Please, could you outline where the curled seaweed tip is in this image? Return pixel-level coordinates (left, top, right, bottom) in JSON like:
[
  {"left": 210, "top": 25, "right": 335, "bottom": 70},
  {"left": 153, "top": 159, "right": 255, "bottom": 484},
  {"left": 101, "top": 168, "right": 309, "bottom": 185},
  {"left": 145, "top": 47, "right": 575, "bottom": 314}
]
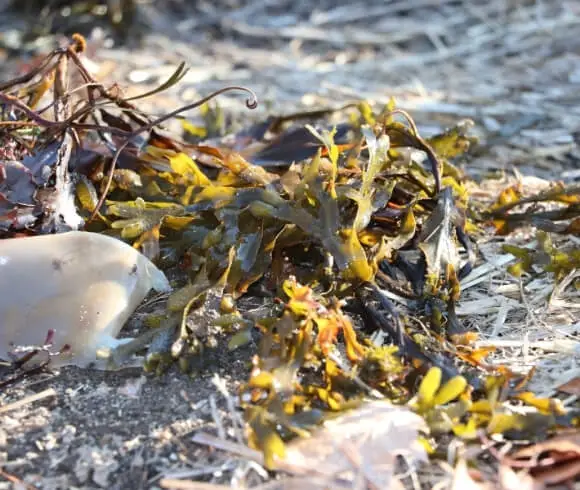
[
  {"left": 175, "top": 86, "right": 258, "bottom": 114},
  {"left": 212, "top": 85, "right": 258, "bottom": 110}
]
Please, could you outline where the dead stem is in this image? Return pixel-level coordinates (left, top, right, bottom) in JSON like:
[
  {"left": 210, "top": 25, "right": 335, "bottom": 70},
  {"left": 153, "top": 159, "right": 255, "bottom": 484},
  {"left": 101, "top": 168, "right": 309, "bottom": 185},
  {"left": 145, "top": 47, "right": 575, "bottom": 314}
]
[{"left": 88, "top": 85, "right": 258, "bottom": 221}]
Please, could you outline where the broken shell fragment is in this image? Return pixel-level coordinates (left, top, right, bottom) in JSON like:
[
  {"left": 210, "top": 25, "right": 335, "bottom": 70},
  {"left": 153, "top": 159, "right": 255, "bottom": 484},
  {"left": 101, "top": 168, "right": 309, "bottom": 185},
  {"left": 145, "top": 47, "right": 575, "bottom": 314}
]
[{"left": 0, "top": 231, "right": 171, "bottom": 367}]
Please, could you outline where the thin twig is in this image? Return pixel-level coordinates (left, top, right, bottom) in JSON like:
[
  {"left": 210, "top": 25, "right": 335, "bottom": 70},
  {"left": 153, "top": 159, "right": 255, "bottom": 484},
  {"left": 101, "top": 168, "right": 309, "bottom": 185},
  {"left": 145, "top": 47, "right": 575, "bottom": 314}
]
[
  {"left": 88, "top": 85, "right": 258, "bottom": 221},
  {"left": 0, "top": 468, "right": 39, "bottom": 490},
  {"left": 0, "top": 388, "right": 57, "bottom": 414}
]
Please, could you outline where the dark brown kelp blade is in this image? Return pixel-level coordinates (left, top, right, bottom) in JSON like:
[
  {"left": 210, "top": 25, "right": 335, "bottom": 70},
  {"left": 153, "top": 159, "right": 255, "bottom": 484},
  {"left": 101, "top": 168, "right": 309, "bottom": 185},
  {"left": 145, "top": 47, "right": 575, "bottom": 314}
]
[{"left": 249, "top": 124, "right": 352, "bottom": 167}]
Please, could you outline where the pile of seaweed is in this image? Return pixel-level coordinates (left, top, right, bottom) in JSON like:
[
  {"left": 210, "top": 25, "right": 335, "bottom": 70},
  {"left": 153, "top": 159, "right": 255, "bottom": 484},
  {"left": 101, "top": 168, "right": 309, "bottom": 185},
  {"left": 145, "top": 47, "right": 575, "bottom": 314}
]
[{"left": 1, "top": 36, "right": 579, "bottom": 481}]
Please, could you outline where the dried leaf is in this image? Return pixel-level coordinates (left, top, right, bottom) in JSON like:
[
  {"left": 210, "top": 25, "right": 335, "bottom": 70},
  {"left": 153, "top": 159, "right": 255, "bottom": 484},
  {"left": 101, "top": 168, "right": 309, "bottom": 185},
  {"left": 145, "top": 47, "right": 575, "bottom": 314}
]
[{"left": 281, "top": 401, "right": 427, "bottom": 488}]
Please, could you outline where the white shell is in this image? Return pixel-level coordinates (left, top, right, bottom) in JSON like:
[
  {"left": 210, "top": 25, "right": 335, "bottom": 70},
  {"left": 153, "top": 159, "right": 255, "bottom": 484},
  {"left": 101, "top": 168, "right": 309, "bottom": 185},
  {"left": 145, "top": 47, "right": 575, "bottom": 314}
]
[{"left": 0, "top": 231, "right": 171, "bottom": 367}]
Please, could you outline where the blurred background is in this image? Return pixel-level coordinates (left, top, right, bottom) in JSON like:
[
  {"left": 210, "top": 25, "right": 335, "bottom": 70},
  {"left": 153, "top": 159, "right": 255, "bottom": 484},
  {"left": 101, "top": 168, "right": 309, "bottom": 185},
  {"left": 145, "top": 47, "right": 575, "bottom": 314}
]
[{"left": 0, "top": 0, "right": 579, "bottom": 180}]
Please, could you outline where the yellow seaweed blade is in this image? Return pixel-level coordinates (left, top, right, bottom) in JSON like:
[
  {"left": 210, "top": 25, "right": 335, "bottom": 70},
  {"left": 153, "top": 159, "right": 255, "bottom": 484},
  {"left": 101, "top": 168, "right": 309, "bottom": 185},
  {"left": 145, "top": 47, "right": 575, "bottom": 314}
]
[
  {"left": 417, "top": 367, "right": 442, "bottom": 408},
  {"left": 433, "top": 376, "right": 468, "bottom": 406}
]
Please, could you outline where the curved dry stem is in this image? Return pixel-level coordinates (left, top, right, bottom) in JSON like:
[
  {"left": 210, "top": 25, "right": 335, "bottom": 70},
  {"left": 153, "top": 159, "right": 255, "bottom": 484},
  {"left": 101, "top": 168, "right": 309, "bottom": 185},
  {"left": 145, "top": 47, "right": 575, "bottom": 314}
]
[
  {"left": 88, "top": 85, "right": 259, "bottom": 222},
  {"left": 139, "top": 85, "right": 259, "bottom": 131},
  {"left": 386, "top": 124, "right": 442, "bottom": 195},
  {"left": 0, "top": 93, "right": 132, "bottom": 138},
  {"left": 419, "top": 138, "right": 442, "bottom": 195},
  {"left": 387, "top": 109, "right": 419, "bottom": 136},
  {"left": 0, "top": 55, "right": 59, "bottom": 92},
  {"left": 0, "top": 93, "right": 62, "bottom": 128}
]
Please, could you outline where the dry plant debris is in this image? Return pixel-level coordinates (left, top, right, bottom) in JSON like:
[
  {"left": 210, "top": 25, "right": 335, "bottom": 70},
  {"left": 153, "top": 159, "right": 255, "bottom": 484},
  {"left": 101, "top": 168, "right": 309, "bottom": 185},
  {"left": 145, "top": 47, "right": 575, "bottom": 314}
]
[{"left": 0, "top": 34, "right": 579, "bottom": 489}]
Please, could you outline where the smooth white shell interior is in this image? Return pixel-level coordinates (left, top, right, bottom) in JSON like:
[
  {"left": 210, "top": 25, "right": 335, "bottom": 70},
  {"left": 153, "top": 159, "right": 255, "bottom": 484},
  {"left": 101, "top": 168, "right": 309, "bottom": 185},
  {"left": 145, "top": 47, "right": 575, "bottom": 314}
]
[{"left": 0, "top": 231, "right": 171, "bottom": 367}]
